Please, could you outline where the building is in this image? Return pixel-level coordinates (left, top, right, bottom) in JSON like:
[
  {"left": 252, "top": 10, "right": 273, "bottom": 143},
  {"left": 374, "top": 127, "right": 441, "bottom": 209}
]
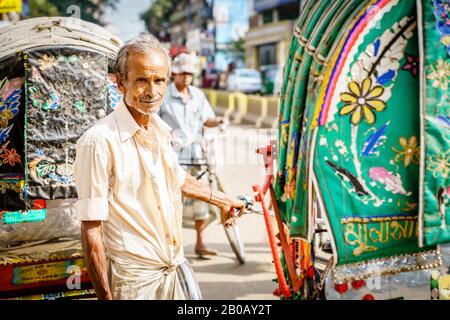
[
  {"left": 167, "top": 0, "right": 249, "bottom": 72},
  {"left": 244, "top": 0, "right": 300, "bottom": 70}
]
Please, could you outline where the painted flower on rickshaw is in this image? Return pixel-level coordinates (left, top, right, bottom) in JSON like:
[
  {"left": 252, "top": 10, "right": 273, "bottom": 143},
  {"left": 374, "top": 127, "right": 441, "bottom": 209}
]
[
  {"left": 1, "top": 148, "right": 21, "bottom": 166},
  {"left": 402, "top": 54, "right": 419, "bottom": 77},
  {"left": 391, "top": 136, "right": 420, "bottom": 167},
  {"left": 427, "top": 58, "right": 450, "bottom": 90},
  {"left": 339, "top": 78, "right": 386, "bottom": 125},
  {"left": 427, "top": 150, "right": 450, "bottom": 179},
  {"left": 39, "top": 54, "right": 58, "bottom": 71}
]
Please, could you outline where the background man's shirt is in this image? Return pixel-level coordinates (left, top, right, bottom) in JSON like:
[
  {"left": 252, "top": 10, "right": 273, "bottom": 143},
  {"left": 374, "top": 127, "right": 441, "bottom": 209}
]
[{"left": 159, "top": 82, "right": 215, "bottom": 164}]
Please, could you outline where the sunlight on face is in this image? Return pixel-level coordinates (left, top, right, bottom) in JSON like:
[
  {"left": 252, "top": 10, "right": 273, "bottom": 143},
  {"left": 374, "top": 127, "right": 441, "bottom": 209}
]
[{"left": 118, "top": 50, "right": 169, "bottom": 115}]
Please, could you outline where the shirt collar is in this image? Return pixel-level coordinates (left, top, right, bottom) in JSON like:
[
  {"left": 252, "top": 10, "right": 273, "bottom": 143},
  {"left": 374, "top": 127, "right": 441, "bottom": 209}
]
[{"left": 115, "top": 100, "right": 172, "bottom": 144}]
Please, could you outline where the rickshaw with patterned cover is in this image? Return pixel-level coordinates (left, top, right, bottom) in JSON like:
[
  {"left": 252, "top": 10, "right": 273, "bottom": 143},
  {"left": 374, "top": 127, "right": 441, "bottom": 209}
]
[
  {"left": 0, "top": 17, "right": 122, "bottom": 300},
  {"left": 263, "top": 0, "right": 450, "bottom": 300}
]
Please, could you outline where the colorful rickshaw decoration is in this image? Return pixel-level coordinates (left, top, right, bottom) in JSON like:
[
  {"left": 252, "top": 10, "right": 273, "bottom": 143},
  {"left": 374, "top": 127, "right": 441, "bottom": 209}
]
[
  {"left": 269, "top": 0, "right": 450, "bottom": 300},
  {"left": 0, "top": 17, "right": 122, "bottom": 300}
]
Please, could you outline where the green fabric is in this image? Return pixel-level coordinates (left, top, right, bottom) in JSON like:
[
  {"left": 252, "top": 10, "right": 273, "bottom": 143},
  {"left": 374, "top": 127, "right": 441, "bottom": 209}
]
[
  {"left": 418, "top": 0, "right": 450, "bottom": 246},
  {"left": 275, "top": 0, "right": 321, "bottom": 222},
  {"left": 290, "top": 0, "right": 366, "bottom": 239},
  {"left": 313, "top": 0, "right": 435, "bottom": 265},
  {"left": 275, "top": 0, "right": 331, "bottom": 228}
]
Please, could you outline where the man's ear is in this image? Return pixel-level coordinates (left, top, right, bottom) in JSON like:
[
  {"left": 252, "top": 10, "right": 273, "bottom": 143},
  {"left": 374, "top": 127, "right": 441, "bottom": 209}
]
[{"left": 116, "top": 74, "right": 125, "bottom": 93}]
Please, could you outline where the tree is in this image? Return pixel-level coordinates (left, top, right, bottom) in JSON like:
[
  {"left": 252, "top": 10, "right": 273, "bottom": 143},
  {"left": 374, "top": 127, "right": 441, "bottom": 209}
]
[
  {"left": 233, "top": 37, "right": 245, "bottom": 52},
  {"left": 140, "top": 0, "right": 182, "bottom": 35},
  {"left": 29, "top": 0, "right": 59, "bottom": 18}
]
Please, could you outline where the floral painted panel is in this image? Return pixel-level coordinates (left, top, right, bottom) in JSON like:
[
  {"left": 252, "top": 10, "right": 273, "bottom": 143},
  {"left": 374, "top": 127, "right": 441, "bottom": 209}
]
[
  {"left": 418, "top": 0, "right": 450, "bottom": 246},
  {"left": 313, "top": 0, "right": 436, "bottom": 266},
  {"left": 0, "top": 77, "right": 23, "bottom": 177},
  {"left": 289, "top": 0, "right": 365, "bottom": 240},
  {"left": 24, "top": 49, "right": 108, "bottom": 201},
  {"left": 0, "top": 54, "right": 29, "bottom": 211}
]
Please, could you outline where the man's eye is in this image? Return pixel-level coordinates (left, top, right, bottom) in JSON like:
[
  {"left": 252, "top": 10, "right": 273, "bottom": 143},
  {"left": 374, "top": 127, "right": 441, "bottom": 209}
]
[
  {"left": 137, "top": 78, "right": 147, "bottom": 83},
  {"left": 156, "top": 79, "right": 166, "bottom": 84}
]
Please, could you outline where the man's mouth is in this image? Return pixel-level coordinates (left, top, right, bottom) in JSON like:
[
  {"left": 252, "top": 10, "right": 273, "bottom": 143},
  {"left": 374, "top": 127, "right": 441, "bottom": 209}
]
[{"left": 140, "top": 98, "right": 160, "bottom": 104}]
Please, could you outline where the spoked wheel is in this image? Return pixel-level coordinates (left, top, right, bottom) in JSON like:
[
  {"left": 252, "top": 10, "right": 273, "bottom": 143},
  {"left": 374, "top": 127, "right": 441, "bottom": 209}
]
[
  {"left": 223, "top": 223, "right": 246, "bottom": 264},
  {"left": 210, "top": 173, "right": 246, "bottom": 264},
  {"left": 177, "top": 260, "right": 203, "bottom": 300}
]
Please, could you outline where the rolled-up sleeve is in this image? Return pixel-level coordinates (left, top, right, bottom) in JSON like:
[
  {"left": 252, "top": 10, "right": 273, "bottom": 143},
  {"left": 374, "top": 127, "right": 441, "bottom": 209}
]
[{"left": 74, "top": 133, "right": 111, "bottom": 221}]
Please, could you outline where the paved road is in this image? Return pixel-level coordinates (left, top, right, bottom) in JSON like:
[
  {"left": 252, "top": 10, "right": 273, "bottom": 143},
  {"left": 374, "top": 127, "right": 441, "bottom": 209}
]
[{"left": 182, "top": 125, "right": 278, "bottom": 300}]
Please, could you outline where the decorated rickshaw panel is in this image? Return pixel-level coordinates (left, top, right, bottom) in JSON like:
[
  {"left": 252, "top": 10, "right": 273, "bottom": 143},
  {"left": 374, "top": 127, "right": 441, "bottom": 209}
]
[
  {"left": 275, "top": 0, "right": 330, "bottom": 228},
  {"left": 289, "top": 0, "right": 365, "bottom": 240},
  {"left": 418, "top": 0, "right": 450, "bottom": 246},
  {"left": 0, "top": 54, "right": 27, "bottom": 211},
  {"left": 313, "top": 0, "right": 436, "bottom": 265},
  {"left": 24, "top": 48, "right": 108, "bottom": 201}
]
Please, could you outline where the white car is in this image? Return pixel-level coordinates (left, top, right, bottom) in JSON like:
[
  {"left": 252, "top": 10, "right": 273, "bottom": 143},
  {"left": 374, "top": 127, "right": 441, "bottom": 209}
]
[{"left": 226, "top": 68, "right": 262, "bottom": 94}]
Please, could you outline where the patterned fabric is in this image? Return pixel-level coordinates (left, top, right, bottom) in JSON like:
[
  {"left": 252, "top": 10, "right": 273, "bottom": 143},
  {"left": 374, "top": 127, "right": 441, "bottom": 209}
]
[
  {"left": 24, "top": 49, "right": 108, "bottom": 201},
  {"left": 275, "top": 0, "right": 330, "bottom": 231},
  {"left": 275, "top": 0, "right": 444, "bottom": 284},
  {"left": 418, "top": 0, "right": 450, "bottom": 246},
  {"left": 0, "top": 54, "right": 28, "bottom": 211},
  {"left": 313, "top": 0, "right": 436, "bottom": 265}
]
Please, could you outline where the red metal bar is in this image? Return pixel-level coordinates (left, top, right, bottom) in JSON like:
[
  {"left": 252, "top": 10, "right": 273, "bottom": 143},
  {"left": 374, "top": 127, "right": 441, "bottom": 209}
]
[
  {"left": 253, "top": 142, "right": 299, "bottom": 296},
  {"left": 253, "top": 184, "right": 292, "bottom": 298},
  {"left": 269, "top": 184, "right": 300, "bottom": 292}
]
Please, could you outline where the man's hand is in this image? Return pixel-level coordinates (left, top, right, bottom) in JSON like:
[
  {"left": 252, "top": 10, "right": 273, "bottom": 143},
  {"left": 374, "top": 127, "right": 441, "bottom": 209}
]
[
  {"left": 217, "top": 196, "right": 245, "bottom": 228},
  {"left": 181, "top": 174, "right": 245, "bottom": 228},
  {"left": 204, "top": 116, "right": 228, "bottom": 128}
]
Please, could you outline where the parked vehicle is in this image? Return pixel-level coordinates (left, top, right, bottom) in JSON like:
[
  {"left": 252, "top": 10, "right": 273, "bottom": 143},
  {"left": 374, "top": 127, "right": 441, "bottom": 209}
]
[
  {"left": 226, "top": 68, "right": 262, "bottom": 94},
  {"left": 201, "top": 68, "right": 220, "bottom": 89},
  {"left": 260, "top": 64, "right": 283, "bottom": 96}
]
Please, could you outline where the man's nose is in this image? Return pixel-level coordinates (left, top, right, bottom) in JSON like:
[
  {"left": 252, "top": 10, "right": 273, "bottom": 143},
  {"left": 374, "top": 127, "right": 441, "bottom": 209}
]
[{"left": 145, "top": 82, "right": 158, "bottom": 96}]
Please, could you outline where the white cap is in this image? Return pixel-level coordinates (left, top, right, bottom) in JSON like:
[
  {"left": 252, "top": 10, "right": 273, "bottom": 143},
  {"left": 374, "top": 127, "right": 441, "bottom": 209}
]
[{"left": 172, "top": 53, "right": 198, "bottom": 74}]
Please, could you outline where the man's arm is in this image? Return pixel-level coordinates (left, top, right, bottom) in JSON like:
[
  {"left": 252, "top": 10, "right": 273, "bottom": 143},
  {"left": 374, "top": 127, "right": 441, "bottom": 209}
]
[
  {"left": 81, "top": 221, "right": 112, "bottom": 300},
  {"left": 75, "top": 133, "right": 112, "bottom": 300},
  {"left": 181, "top": 173, "right": 245, "bottom": 227},
  {"left": 204, "top": 116, "right": 227, "bottom": 128},
  {"left": 201, "top": 91, "right": 227, "bottom": 128}
]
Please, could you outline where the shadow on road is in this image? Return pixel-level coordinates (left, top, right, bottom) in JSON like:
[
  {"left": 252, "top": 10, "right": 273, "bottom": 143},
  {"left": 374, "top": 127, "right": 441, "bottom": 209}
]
[{"left": 199, "top": 279, "right": 277, "bottom": 300}]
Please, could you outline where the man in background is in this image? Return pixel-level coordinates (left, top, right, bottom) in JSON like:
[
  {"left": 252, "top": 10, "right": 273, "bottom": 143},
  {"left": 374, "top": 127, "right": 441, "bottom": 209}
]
[{"left": 159, "top": 53, "right": 227, "bottom": 258}]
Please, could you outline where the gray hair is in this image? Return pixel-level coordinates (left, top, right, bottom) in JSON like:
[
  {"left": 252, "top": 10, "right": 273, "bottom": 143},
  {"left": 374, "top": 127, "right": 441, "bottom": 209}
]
[{"left": 114, "top": 33, "right": 172, "bottom": 78}]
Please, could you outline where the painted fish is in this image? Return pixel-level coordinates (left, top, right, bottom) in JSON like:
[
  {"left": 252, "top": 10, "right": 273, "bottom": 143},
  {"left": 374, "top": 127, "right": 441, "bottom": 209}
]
[
  {"left": 326, "top": 160, "right": 369, "bottom": 196},
  {"left": 369, "top": 167, "right": 411, "bottom": 195}
]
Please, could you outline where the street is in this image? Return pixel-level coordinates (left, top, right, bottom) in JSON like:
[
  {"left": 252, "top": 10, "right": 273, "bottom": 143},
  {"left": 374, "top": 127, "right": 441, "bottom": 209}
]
[{"left": 182, "top": 125, "right": 278, "bottom": 300}]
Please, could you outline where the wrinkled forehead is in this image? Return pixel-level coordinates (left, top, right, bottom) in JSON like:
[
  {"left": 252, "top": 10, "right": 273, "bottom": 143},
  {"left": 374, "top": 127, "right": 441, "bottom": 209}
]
[{"left": 126, "top": 49, "right": 169, "bottom": 77}]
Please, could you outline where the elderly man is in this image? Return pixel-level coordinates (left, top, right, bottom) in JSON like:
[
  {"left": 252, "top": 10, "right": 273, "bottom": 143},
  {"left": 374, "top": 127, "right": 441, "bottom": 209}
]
[
  {"left": 159, "top": 53, "right": 227, "bottom": 257},
  {"left": 74, "top": 34, "right": 244, "bottom": 300}
]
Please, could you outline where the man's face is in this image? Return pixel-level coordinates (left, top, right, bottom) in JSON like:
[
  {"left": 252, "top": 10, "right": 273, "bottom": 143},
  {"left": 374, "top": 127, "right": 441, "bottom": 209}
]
[
  {"left": 117, "top": 50, "right": 169, "bottom": 115},
  {"left": 172, "top": 72, "right": 193, "bottom": 89}
]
